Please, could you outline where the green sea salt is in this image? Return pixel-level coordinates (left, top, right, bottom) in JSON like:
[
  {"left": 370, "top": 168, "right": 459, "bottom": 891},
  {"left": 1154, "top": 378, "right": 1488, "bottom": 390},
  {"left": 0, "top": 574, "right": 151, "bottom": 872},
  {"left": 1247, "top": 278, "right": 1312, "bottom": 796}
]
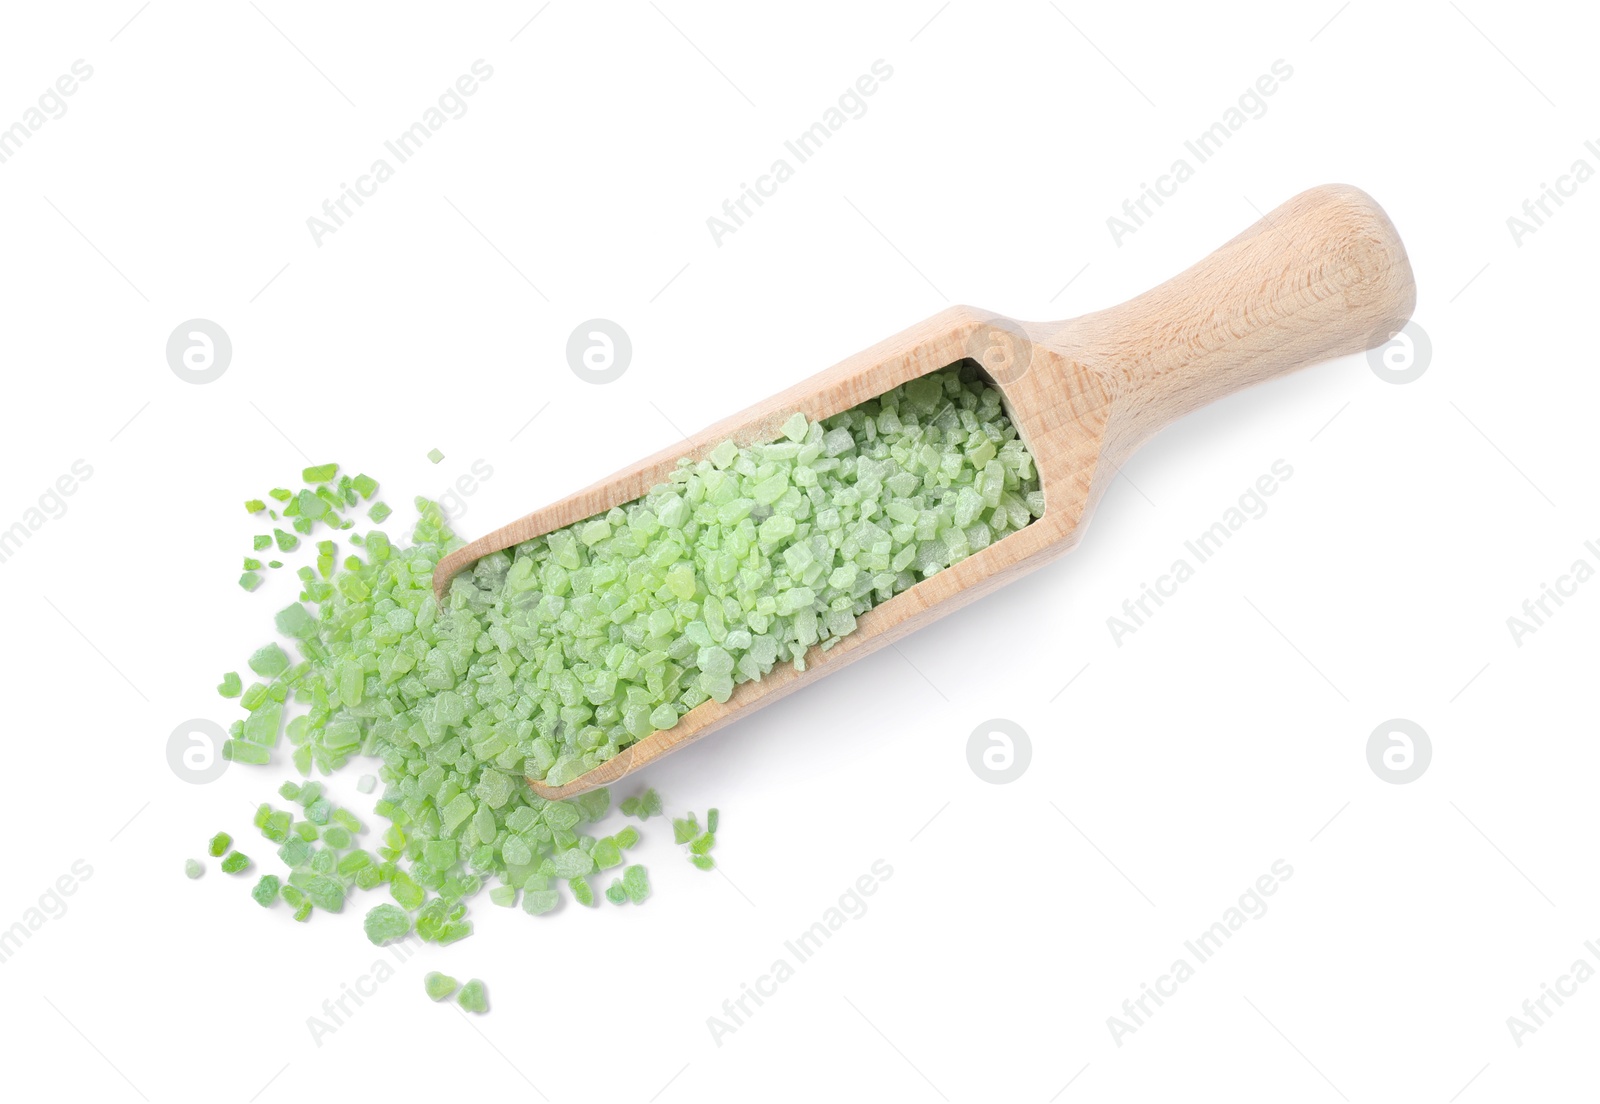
[
  {"left": 237, "top": 467, "right": 377, "bottom": 586},
  {"left": 249, "top": 644, "right": 290, "bottom": 678},
  {"left": 621, "top": 864, "right": 650, "bottom": 904},
  {"left": 457, "top": 978, "right": 488, "bottom": 1013},
  {"left": 201, "top": 363, "right": 1036, "bottom": 1003},
  {"left": 425, "top": 972, "right": 459, "bottom": 1001},
  {"left": 523, "top": 889, "right": 559, "bottom": 916},
  {"left": 364, "top": 903, "right": 412, "bottom": 945}
]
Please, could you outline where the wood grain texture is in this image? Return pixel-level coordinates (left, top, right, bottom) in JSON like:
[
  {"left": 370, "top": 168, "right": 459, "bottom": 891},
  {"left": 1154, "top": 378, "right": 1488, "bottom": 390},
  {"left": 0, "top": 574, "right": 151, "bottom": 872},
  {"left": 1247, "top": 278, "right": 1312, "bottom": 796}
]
[{"left": 431, "top": 183, "right": 1415, "bottom": 797}]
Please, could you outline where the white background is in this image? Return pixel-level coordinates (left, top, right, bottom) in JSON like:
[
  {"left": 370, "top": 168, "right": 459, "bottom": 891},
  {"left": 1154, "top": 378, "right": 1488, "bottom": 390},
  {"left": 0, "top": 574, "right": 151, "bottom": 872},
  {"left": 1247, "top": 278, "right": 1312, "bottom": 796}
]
[{"left": 0, "top": 2, "right": 1594, "bottom": 1101}]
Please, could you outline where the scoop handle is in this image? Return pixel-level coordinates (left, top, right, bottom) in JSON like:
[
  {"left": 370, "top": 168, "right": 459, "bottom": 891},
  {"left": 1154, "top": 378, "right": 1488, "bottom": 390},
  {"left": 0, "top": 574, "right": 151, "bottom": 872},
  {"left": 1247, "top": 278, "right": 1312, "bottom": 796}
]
[{"left": 1041, "top": 183, "right": 1415, "bottom": 463}]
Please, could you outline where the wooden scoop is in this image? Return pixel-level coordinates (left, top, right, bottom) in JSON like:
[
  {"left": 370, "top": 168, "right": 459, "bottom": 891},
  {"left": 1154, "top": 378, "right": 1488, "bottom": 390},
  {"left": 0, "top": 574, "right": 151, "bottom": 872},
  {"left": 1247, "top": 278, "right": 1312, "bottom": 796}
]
[{"left": 435, "top": 183, "right": 1415, "bottom": 798}]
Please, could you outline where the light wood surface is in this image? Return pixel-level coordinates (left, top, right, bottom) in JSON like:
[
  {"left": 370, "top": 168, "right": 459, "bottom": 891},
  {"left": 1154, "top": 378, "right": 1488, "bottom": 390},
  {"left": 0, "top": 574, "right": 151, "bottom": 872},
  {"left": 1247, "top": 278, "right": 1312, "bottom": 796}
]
[{"left": 432, "top": 183, "right": 1416, "bottom": 798}]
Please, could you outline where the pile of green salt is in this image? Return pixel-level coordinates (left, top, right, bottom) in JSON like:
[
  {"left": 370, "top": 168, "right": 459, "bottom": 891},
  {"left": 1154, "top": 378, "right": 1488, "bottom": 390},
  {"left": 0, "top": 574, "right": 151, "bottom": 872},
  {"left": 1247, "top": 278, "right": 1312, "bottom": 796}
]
[{"left": 204, "top": 362, "right": 1042, "bottom": 991}]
